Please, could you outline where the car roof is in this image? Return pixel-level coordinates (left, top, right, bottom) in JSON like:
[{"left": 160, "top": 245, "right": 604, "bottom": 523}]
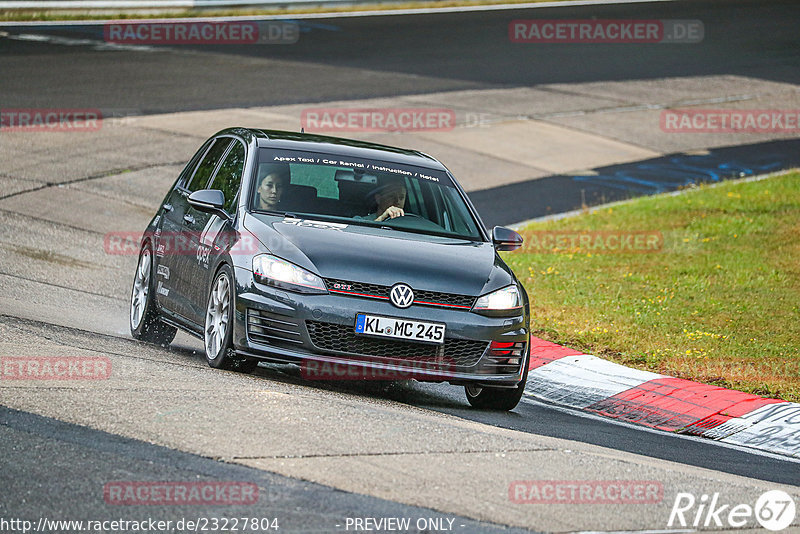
[{"left": 217, "top": 127, "right": 449, "bottom": 172}]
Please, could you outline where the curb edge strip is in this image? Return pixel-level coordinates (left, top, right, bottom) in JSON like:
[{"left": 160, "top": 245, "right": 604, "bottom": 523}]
[{"left": 524, "top": 336, "right": 800, "bottom": 459}]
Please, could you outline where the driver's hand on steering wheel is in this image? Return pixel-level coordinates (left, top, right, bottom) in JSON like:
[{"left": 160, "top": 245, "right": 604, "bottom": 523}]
[{"left": 376, "top": 206, "right": 405, "bottom": 222}]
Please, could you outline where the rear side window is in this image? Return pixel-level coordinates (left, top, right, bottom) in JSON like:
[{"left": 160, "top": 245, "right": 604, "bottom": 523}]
[
  {"left": 288, "top": 164, "right": 340, "bottom": 199},
  {"left": 208, "top": 141, "right": 245, "bottom": 214},
  {"left": 186, "top": 138, "right": 231, "bottom": 192},
  {"left": 175, "top": 139, "right": 212, "bottom": 190}
]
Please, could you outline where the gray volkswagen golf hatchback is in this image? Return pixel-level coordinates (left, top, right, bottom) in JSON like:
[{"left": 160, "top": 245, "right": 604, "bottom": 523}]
[{"left": 130, "top": 128, "right": 530, "bottom": 410}]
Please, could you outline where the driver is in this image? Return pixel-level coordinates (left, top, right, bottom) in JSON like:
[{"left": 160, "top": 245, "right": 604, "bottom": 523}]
[
  {"left": 256, "top": 164, "right": 290, "bottom": 211},
  {"left": 365, "top": 178, "right": 407, "bottom": 222}
]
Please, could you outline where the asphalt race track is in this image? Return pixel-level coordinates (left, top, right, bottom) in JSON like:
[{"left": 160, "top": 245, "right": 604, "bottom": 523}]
[
  {"left": 1, "top": 403, "right": 530, "bottom": 533},
  {"left": 1, "top": 0, "right": 799, "bottom": 532},
  {"left": 1, "top": 0, "right": 799, "bottom": 111}
]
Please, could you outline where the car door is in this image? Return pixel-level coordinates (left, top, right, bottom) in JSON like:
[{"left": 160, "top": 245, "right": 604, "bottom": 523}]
[
  {"left": 154, "top": 138, "right": 212, "bottom": 317},
  {"left": 183, "top": 137, "right": 246, "bottom": 325},
  {"left": 166, "top": 137, "right": 233, "bottom": 323}
]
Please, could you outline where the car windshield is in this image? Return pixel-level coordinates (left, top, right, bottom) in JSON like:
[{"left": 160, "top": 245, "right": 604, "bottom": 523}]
[{"left": 250, "top": 148, "right": 483, "bottom": 240}]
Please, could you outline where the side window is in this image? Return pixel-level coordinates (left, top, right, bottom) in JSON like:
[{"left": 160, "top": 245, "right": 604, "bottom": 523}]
[
  {"left": 176, "top": 139, "right": 212, "bottom": 190},
  {"left": 209, "top": 141, "right": 245, "bottom": 214},
  {"left": 187, "top": 138, "right": 231, "bottom": 192}
]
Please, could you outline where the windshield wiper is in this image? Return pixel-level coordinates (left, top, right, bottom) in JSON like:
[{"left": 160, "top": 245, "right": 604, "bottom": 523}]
[{"left": 252, "top": 209, "right": 285, "bottom": 216}]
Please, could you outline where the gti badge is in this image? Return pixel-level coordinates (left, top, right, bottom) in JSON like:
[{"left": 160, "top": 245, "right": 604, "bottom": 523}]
[{"left": 390, "top": 283, "right": 414, "bottom": 308}]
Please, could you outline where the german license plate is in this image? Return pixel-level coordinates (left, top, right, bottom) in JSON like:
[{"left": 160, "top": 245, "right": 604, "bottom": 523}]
[{"left": 354, "top": 313, "right": 445, "bottom": 345}]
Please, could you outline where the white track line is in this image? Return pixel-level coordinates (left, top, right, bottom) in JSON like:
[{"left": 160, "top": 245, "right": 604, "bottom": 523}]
[{"left": 4, "top": 31, "right": 158, "bottom": 50}]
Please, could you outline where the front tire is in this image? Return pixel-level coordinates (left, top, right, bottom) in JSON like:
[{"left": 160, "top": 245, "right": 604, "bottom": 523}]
[
  {"left": 130, "top": 246, "right": 177, "bottom": 346},
  {"left": 204, "top": 265, "right": 258, "bottom": 374},
  {"left": 465, "top": 346, "right": 530, "bottom": 411}
]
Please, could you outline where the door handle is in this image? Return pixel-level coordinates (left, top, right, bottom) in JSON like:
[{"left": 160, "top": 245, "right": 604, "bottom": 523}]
[
  {"left": 183, "top": 214, "right": 195, "bottom": 224},
  {"left": 163, "top": 203, "right": 173, "bottom": 212}
]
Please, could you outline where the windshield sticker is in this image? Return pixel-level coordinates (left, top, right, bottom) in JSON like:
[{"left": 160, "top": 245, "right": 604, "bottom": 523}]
[
  {"left": 282, "top": 218, "right": 348, "bottom": 231},
  {"left": 267, "top": 152, "right": 451, "bottom": 185},
  {"left": 368, "top": 164, "right": 411, "bottom": 176},
  {"left": 417, "top": 172, "right": 440, "bottom": 182},
  {"left": 273, "top": 155, "right": 317, "bottom": 163}
]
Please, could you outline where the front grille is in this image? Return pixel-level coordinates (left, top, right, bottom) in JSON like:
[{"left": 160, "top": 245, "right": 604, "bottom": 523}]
[
  {"left": 247, "top": 309, "right": 303, "bottom": 346},
  {"left": 323, "top": 278, "right": 475, "bottom": 310},
  {"left": 306, "top": 321, "right": 488, "bottom": 368},
  {"left": 414, "top": 289, "right": 474, "bottom": 308},
  {"left": 325, "top": 279, "right": 387, "bottom": 299}
]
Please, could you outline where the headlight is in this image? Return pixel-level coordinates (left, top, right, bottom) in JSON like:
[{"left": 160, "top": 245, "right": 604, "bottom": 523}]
[
  {"left": 473, "top": 285, "right": 521, "bottom": 311},
  {"left": 252, "top": 255, "right": 327, "bottom": 294}
]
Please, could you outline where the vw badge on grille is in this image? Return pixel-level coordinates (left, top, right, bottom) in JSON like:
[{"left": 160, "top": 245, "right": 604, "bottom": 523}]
[{"left": 390, "top": 283, "right": 414, "bottom": 308}]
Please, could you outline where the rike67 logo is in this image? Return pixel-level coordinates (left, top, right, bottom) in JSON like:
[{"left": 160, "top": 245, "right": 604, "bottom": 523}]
[{"left": 668, "top": 490, "right": 796, "bottom": 531}]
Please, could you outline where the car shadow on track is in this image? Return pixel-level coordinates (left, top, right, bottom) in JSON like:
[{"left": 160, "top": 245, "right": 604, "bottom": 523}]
[
  {"left": 133, "top": 332, "right": 473, "bottom": 410},
  {"left": 251, "top": 361, "right": 473, "bottom": 409}
]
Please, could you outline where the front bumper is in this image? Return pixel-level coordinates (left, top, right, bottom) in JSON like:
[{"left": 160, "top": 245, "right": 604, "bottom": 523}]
[{"left": 232, "top": 266, "right": 529, "bottom": 386}]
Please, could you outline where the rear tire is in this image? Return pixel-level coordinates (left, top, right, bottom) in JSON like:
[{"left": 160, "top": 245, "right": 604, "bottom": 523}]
[
  {"left": 465, "top": 345, "right": 530, "bottom": 411},
  {"left": 130, "top": 246, "right": 177, "bottom": 346},
  {"left": 204, "top": 264, "right": 258, "bottom": 374}
]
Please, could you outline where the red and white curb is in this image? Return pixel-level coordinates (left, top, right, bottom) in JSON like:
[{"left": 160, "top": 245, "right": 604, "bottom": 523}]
[{"left": 524, "top": 337, "right": 800, "bottom": 459}]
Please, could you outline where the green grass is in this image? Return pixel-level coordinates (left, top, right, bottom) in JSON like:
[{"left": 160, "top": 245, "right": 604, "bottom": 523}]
[
  {"left": 0, "top": 0, "right": 572, "bottom": 22},
  {"left": 503, "top": 171, "right": 800, "bottom": 402}
]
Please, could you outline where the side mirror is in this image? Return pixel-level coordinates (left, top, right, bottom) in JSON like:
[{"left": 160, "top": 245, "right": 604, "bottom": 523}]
[
  {"left": 492, "top": 226, "right": 523, "bottom": 251},
  {"left": 188, "top": 189, "right": 228, "bottom": 219}
]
